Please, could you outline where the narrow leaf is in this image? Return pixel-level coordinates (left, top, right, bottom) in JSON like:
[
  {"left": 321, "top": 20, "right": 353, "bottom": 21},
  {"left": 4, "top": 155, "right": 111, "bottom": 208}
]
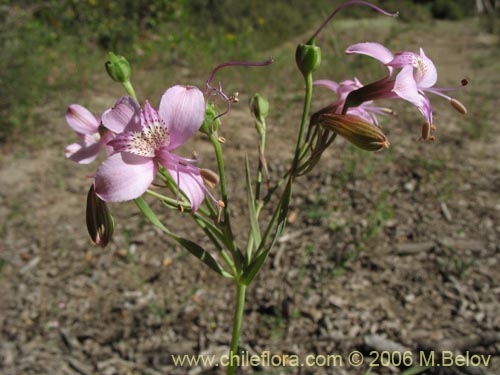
[
  {"left": 245, "top": 156, "right": 261, "bottom": 248},
  {"left": 241, "top": 179, "right": 292, "bottom": 285},
  {"left": 134, "top": 197, "right": 231, "bottom": 278}
]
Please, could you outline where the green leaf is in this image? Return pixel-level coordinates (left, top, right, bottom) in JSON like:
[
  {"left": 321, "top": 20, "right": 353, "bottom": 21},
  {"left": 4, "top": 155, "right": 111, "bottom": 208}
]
[
  {"left": 134, "top": 197, "right": 232, "bottom": 278},
  {"left": 245, "top": 155, "right": 261, "bottom": 251},
  {"left": 241, "top": 247, "right": 270, "bottom": 285},
  {"left": 241, "top": 179, "right": 292, "bottom": 285},
  {"left": 174, "top": 236, "right": 232, "bottom": 278}
]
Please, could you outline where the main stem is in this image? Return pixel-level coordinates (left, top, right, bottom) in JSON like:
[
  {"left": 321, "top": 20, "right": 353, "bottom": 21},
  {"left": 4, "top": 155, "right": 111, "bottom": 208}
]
[{"left": 227, "top": 282, "right": 247, "bottom": 375}]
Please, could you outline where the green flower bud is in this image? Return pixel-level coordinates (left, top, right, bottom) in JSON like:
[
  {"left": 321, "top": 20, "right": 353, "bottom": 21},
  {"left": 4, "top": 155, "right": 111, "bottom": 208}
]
[
  {"left": 86, "top": 185, "right": 114, "bottom": 248},
  {"left": 320, "top": 114, "right": 390, "bottom": 152},
  {"left": 105, "top": 52, "right": 131, "bottom": 83},
  {"left": 250, "top": 93, "right": 269, "bottom": 122},
  {"left": 296, "top": 43, "right": 321, "bottom": 76}
]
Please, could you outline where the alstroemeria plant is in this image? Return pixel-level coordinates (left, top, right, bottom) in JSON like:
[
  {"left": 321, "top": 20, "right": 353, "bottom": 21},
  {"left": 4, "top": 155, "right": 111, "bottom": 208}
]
[{"left": 65, "top": 2, "right": 467, "bottom": 374}]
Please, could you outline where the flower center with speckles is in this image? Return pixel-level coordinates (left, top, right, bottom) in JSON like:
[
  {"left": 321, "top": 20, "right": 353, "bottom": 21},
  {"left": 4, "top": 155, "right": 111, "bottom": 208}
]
[
  {"left": 128, "top": 119, "right": 170, "bottom": 157},
  {"left": 412, "top": 56, "right": 428, "bottom": 82}
]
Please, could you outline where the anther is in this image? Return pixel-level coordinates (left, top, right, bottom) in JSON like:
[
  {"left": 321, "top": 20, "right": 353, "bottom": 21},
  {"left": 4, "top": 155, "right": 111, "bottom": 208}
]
[
  {"left": 218, "top": 136, "right": 226, "bottom": 143},
  {"left": 192, "top": 151, "right": 199, "bottom": 160},
  {"left": 177, "top": 204, "right": 184, "bottom": 213},
  {"left": 419, "top": 122, "right": 431, "bottom": 141},
  {"left": 229, "top": 92, "right": 239, "bottom": 103},
  {"left": 178, "top": 160, "right": 187, "bottom": 166},
  {"left": 200, "top": 168, "right": 220, "bottom": 188},
  {"left": 450, "top": 98, "right": 467, "bottom": 115},
  {"left": 461, "top": 78, "right": 469, "bottom": 86},
  {"left": 217, "top": 200, "right": 226, "bottom": 208}
]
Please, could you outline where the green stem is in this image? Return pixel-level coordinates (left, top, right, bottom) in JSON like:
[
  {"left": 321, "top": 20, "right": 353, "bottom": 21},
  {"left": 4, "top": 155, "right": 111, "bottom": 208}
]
[
  {"left": 209, "top": 133, "right": 241, "bottom": 267},
  {"left": 291, "top": 73, "right": 313, "bottom": 174},
  {"left": 227, "top": 282, "right": 247, "bottom": 375},
  {"left": 122, "top": 80, "right": 138, "bottom": 101}
]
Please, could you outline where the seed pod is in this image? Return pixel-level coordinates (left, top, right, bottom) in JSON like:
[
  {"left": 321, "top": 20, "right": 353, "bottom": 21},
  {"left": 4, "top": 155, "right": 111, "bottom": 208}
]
[
  {"left": 296, "top": 43, "right": 322, "bottom": 76},
  {"left": 319, "top": 114, "right": 390, "bottom": 151}
]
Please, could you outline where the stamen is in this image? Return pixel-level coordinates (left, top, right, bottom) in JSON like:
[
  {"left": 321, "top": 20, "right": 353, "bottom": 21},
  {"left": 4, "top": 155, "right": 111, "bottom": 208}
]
[
  {"left": 419, "top": 122, "right": 431, "bottom": 141},
  {"left": 200, "top": 168, "right": 220, "bottom": 187},
  {"left": 450, "top": 98, "right": 467, "bottom": 114}
]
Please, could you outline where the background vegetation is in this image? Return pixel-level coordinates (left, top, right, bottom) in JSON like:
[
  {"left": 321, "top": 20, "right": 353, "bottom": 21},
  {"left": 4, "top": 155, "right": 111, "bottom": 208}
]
[{"left": 0, "top": 0, "right": 496, "bottom": 144}]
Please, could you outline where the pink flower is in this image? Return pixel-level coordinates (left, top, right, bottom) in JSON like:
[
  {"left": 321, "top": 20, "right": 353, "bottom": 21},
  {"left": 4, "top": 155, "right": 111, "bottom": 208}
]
[
  {"left": 65, "top": 104, "right": 114, "bottom": 164},
  {"left": 346, "top": 42, "right": 466, "bottom": 138},
  {"left": 94, "top": 85, "right": 209, "bottom": 212},
  {"left": 314, "top": 78, "right": 392, "bottom": 125}
]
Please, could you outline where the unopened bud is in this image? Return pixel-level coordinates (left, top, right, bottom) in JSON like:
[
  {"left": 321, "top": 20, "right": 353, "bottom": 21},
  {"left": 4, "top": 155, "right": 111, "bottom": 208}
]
[
  {"left": 105, "top": 52, "right": 131, "bottom": 83},
  {"left": 86, "top": 185, "right": 114, "bottom": 247},
  {"left": 200, "top": 102, "right": 219, "bottom": 134},
  {"left": 250, "top": 93, "right": 269, "bottom": 122},
  {"left": 296, "top": 43, "right": 321, "bottom": 76},
  {"left": 450, "top": 98, "right": 467, "bottom": 115},
  {"left": 320, "top": 114, "right": 390, "bottom": 151},
  {"left": 200, "top": 168, "right": 220, "bottom": 188}
]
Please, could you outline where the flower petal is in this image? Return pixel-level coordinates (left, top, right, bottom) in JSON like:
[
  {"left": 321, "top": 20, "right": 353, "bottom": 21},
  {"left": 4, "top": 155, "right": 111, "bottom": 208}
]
[
  {"left": 65, "top": 141, "right": 100, "bottom": 164},
  {"left": 416, "top": 48, "right": 437, "bottom": 88},
  {"left": 159, "top": 85, "right": 205, "bottom": 150},
  {"left": 102, "top": 96, "right": 141, "bottom": 133},
  {"left": 416, "top": 92, "right": 433, "bottom": 125},
  {"left": 386, "top": 52, "right": 415, "bottom": 68},
  {"left": 158, "top": 152, "right": 206, "bottom": 212},
  {"left": 393, "top": 66, "right": 422, "bottom": 108},
  {"left": 94, "top": 153, "right": 156, "bottom": 202},
  {"left": 313, "top": 79, "right": 340, "bottom": 92},
  {"left": 65, "top": 104, "right": 99, "bottom": 135},
  {"left": 346, "top": 42, "right": 394, "bottom": 64}
]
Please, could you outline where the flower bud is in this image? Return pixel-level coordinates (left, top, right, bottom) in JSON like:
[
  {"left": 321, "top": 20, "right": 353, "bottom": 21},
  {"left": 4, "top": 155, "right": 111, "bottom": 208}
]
[
  {"left": 296, "top": 43, "right": 321, "bottom": 76},
  {"left": 105, "top": 52, "right": 131, "bottom": 83},
  {"left": 200, "top": 102, "right": 219, "bottom": 134},
  {"left": 250, "top": 93, "right": 269, "bottom": 122},
  {"left": 86, "top": 185, "right": 114, "bottom": 247},
  {"left": 319, "top": 114, "right": 390, "bottom": 151}
]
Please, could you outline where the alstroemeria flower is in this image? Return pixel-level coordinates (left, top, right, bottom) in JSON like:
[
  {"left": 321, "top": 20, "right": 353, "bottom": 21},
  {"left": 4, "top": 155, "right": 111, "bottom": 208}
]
[
  {"left": 94, "top": 85, "right": 209, "bottom": 211},
  {"left": 346, "top": 42, "right": 467, "bottom": 138},
  {"left": 314, "top": 78, "right": 392, "bottom": 125},
  {"left": 65, "top": 104, "right": 114, "bottom": 164}
]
